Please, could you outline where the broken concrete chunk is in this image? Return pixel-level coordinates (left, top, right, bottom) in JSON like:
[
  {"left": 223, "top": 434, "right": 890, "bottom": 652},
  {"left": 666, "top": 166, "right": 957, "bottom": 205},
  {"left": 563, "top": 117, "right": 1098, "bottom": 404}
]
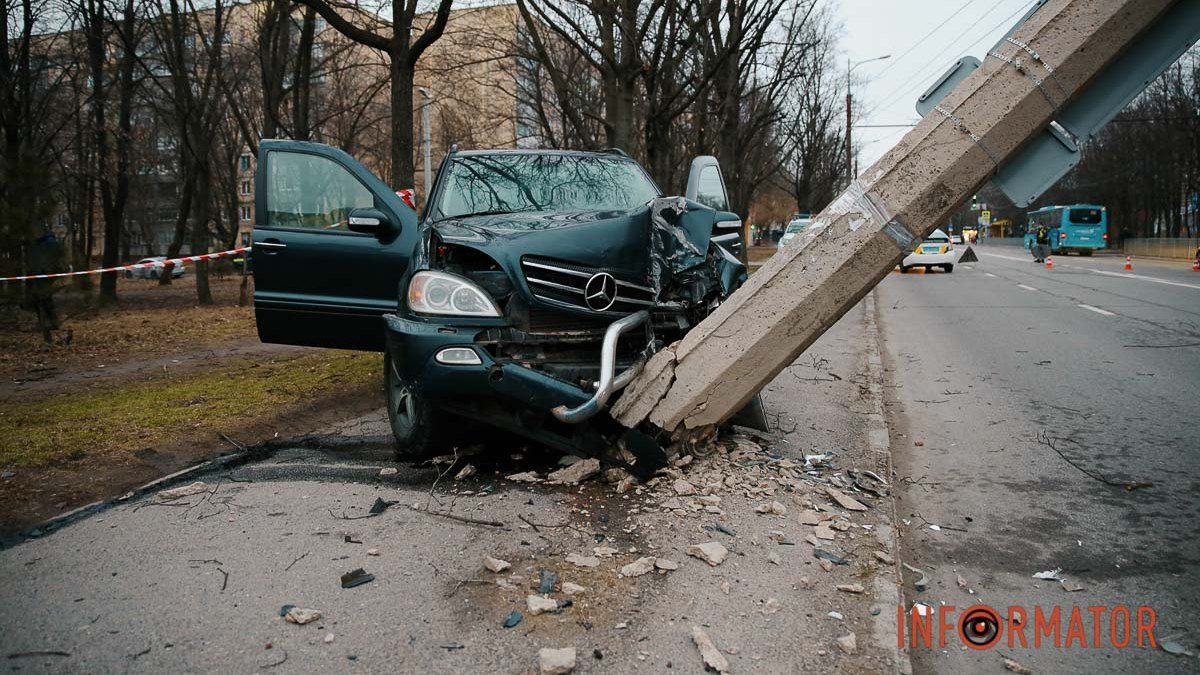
[
  {"left": 547, "top": 458, "right": 600, "bottom": 484},
  {"left": 484, "top": 556, "right": 511, "bottom": 573},
  {"left": 813, "top": 524, "right": 836, "bottom": 540},
  {"left": 691, "top": 626, "right": 730, "bottom": 673},
  {"left": 1003, "top": 657, "right": 1032, "bottom": 674},
  {"left": 615, "top": 476, "right": 637, "bottom": 494},
  {"left": 686, "top": 542, "right": 729, "bottom": 566},
  {"left": 506, "top": 471, "right": 540, "bottom": 483},
  {"left": 367, "top": 548, "right": 380, "bottom": 556},
  {"left": 527, "top": 595, "right": 559, "bottom": 616},
  {"left": 798, "top": 510, "right": 821, "bottom": 525},
  {"left": 836, "top": 584, "right": 865, "bottom": 594},
  {"left": 538, "top": 647, "right": 576, "bottom": 675},
  {"left": 565, "top": 553, "right": 600, "bottom": 568},
  {"left": 379, "top": 467, "right": 398, "bottom": 476},
  {"left": 157, "top": 481, "right": 208, "bottom": 500},
  {"left": 655, "top": 558, "right": 680, "bottom": 571},
  {"left": 695, "top": 494, "right": 722, "bottom": 506},
  {"left": 754, "top": 501, "right": 787, "bottom": 516},
  {"left": 873, "top": 551, "right": 894, "bottom": 565},
  {"left": 453, "top": 464, "right": 476, "bottom": 480},
  {"left": 836, "top": 633, "right": 857, "bottom": 655},
  {"left": 621, "top": 557, "right": 657, "bottom": 577},
  {"left": 562, "top": 582, "right": 587, "bottom": 595},
  {"left": 825, "top": 487, "right": 868, "bottom": 511},
  {"left": 324, "top": 632, "right": 335, "bottom": 644},
  {"left": 593, "top": 546, "right": 619, "bottom": 558},
  {"left": 283, "top": 607, "right": 322, "bottom": 625},
  {"left": 673, "top": 478, "right": 698, "bottom": 496}
]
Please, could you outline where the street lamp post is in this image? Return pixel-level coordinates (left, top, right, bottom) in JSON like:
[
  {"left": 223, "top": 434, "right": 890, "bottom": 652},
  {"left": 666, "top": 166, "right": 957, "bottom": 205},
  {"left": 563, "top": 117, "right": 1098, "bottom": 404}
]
[
  {"left": 846, "top": 54, "right": 890, "bottom": 181},
  {"left": 417, "top": 87, "right": 433, "bottom": 204}
]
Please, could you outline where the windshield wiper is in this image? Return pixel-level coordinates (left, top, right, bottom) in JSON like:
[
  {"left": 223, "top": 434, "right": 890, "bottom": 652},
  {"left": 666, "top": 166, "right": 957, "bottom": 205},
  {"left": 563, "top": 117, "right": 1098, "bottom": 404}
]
[{"left": 435, "top": 209, "right": 522, "bottom": 223}]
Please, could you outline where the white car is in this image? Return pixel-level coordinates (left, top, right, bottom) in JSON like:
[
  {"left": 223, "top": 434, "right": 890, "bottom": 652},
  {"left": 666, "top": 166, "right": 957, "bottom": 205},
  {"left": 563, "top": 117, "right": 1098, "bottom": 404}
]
[
  {"left": 900, "top": 229, "right": 955, "bottom": 273},
  {"left": 125, "top": 256, "right": 186, "bottom": 279},
  {"left": 777, "top": 217, "right": 812, "bottom": 249}
]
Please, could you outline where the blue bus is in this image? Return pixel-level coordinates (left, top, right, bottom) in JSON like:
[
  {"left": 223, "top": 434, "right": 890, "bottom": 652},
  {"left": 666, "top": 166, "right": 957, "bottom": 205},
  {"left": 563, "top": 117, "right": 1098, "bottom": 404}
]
[{"left": 1023, "top": 204, "right": 1108, "bottom": 256}]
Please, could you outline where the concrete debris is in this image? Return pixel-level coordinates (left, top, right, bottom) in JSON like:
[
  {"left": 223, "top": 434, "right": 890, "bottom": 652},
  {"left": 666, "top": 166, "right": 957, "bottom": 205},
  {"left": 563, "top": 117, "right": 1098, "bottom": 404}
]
[
  {"left": 836, "top": 633, "right": 857, "bottom": 655},
  {"left": 526, "top": 595, "right": 560, "bottom": 616},
  {"left": 673, "top": 478, "right": 698, "bottom": 496},
  {"left": 874, "top": 551, "right": 894, "bottom": 565},
  {"left": 798, "top": 510, "right": 821, "bottom": 525},
  {"left": 813, "top": 524, "right": 836, "bottom": 540},
  {"left": 558, "top": 455, "right": 582, "bottom": 467},
  {"left": 686, "top": 542, "right": 729, "bottom": 566},
  {"left": 691, "top": 626, "right": 730, "bottom": 673},
  {"left": 695, "top": 495, "right": 722, "bottom": 506},
  {"left": 562, "top": 582, "right": 587, "bottom": 595},
  {"left": 283, "top": 607, "right": 322, "bottom": 625},
  {"left": 1060, "top": 578, "right": 1085, "bottom": 592},
  {"left": 547, "top": 458, "right": 600, "bottom": 484},
  {"left": 484, "top": 556, "right": 511, "bottom": 573},
  {"left": 767, "top": 552, "right": 781, "bottom": 566},
  {"left": 157, "top": 481, "right": 209, "bottom": 500},
  {"left": 621, "top": 557, "right": 657, "bottom": 577},
  {"left": 654, "top": 558, "right": 680, "bottom": 571},
  {"left": 828, "top": 611, "right": 844, "bottom": 621},
  {"left": 673, "top": 454, "right": 694, "bottom": 468},
  {"left": 825, "top": 488, "right": 868, "bottom": 512},
  {"left": 764, "top": 598, "right": 782, "bottom": 614},
  {"left": 379, "top": 467, "right": 398, "bottom": 476},
  {"left": 836, "top": 584, "right": 865, "bottom": 594},
  {"left": 506, "top": 471, "right": 540, "bottom": 483},
  {"left": 367, "top": 548, "right": 380, "bottom": 556},
  {"left": 453, "top": 464, "right": 476, "bottom": 480},
  {"left": 956, "top": 574, "right": 968, "bottom": 589},
  {"left": 538, "top": 647, "right": 576, "bottom": 675},
  {"left": 324, "top": 633, "right": 335, "bottom": 644},
  {"left": 1033, "top": 567, "right": 1063, "bottom": 581},
  {"left": 615, "top": 476, "right": 637, "bottom": 494},
  {"left": 902, "top": 563, "right": 929, "bottom": 591},
  {"left": 565, "top": 554, "right": 600, "bottom": 568},
  {"left": 754, "top": 501, "right": 787, "bottom": 516},
  {"left": 593, "top": 546, "right": 619, "bottom": 558},
  {"left": 604, "top": 467, "right": 631, "bottom": 484},
  {"left": 1003, "top": 657, "right": 1032, "bottom": 674}
]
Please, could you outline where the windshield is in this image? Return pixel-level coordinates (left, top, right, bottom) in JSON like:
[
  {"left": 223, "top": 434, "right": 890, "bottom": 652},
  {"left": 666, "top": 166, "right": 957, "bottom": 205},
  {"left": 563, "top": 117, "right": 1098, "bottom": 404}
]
[
  {"left": 786, "top": 220, "right": 810, "bottom": 234},
  {"left": 1069, "top": 208, "right": 1102, "bottom": 224},
  {"left": 434, "top": 154, "right": 660, "bottom": 219}
]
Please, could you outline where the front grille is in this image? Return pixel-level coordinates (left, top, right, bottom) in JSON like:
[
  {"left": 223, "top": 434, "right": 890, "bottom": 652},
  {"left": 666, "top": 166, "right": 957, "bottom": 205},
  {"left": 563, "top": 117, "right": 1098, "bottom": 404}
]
[
  {"left": 527, "top": 306, "right": 611, "bottom": 334},
  {"left": 520, "top": 256, "right": 655, "bottom": 314}
]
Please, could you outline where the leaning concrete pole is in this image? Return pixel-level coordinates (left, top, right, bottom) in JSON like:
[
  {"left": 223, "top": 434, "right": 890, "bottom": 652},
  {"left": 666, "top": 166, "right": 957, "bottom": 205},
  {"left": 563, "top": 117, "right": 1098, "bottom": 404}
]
[{"left": 615, "top": 0, "right": 1175, "bottom": 435}]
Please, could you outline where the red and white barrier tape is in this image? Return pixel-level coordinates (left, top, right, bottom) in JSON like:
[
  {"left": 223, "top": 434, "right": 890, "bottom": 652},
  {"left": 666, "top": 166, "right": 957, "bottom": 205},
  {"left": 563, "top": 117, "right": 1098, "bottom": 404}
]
[{"left": 0, "top": 246, "right": 251, "bottom": 282}]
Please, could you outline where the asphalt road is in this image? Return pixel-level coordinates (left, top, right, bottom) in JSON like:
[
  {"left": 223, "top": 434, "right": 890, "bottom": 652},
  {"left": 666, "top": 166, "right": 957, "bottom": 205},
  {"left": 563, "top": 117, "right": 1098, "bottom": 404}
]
[
  {"left": 877, "top": 245, "right": 1200, "bottom": 673},
  {"left": 0, "top": 297, "right": 903, "bottom": 673}
]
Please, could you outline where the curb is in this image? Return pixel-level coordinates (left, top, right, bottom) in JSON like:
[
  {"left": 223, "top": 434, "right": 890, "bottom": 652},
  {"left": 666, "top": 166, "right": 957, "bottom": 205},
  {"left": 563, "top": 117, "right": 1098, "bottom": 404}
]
[{"left": 862, "top": 291, "right": 913, "bottom": 675}]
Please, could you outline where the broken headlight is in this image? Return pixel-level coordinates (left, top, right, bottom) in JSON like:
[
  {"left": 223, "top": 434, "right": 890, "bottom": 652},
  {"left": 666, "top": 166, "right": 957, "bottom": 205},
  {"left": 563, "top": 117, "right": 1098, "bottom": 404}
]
[{"left": 408, "top": 270, "right": 501, "bottom": 317}]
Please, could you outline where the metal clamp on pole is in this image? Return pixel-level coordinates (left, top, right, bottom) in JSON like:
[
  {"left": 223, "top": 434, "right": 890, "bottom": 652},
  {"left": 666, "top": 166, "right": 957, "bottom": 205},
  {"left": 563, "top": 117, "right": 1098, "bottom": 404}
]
[{"left": 552, "top": 310, "right": 649, "bottom": 423}]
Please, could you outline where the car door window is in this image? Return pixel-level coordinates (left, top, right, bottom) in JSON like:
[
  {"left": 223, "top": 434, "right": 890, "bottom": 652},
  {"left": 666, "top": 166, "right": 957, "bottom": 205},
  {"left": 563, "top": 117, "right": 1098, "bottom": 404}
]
[
  {"left": 695, "top": 166, "right": 729, "bottom": 211},
  {"left": 266, "top": 151, "right": 373, "bottom": 231}
]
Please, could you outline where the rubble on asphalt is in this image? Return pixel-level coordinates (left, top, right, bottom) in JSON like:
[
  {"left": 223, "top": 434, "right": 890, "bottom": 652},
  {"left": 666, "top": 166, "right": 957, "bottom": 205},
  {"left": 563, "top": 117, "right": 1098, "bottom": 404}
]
[{"left": 538, "top": 647, "right": 576, "bottom": 674}]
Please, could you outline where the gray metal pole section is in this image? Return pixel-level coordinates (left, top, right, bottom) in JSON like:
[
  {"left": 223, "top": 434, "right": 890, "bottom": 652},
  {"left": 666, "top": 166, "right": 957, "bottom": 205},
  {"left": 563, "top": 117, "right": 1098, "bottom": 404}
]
[{"left": 417, "top": 87, "right": 433, "bottom": 205}]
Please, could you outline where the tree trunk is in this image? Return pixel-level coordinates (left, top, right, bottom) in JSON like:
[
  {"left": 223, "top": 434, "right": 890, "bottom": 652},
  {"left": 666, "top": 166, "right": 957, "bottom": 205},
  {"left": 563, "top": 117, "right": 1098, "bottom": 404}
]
[
  {"left": 389, "top": 57, "right": 415, "bottom": 188},
  {"left": 192, "top": 161, "right": 213, "bottom": 305}
]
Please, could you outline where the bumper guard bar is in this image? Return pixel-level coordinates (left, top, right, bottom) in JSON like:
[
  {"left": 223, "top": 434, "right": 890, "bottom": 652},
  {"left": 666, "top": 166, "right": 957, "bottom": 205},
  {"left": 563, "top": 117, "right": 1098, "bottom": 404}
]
[{"left": 551, "top": 310, "right": 649, "bottom": 423}]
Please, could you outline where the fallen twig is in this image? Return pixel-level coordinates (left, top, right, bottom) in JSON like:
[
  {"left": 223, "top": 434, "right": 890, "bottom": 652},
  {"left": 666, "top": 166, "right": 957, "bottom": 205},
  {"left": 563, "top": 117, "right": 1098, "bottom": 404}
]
[
  {"left": 218, "top": 567, "right": 229, "bottom": 592},
  {"left": 8, "top": 651, "right": 71, "bottom": 659},
  {"left": 425, "top": 448, "right": 460, "bottom": 510},
  {"left": 411, "top": 505, "right": 504, "bottom": 528},
  {"left": 328, "top": 508, "right": 377, "bottom": 520},
  {"left": 1122, "top": 341, "right": 1200, "bottom": 349},
  {"left": 284, "top": 552, "right": 309, "bottom": 571},
  {"left": 218, "top": 432, "right": 246, "bottom": 451},
  {"left": 519, "top": 514, "right": 589, "bottom": 537},
  {"left": 130, "top": 647, "right": 151, "bottom": 659},
  {"left": 1037, "top": 431, "right": 1152, "bottom": 491},
  {"left": 447, "top": 578, "right": 492, "bottom": 597}
]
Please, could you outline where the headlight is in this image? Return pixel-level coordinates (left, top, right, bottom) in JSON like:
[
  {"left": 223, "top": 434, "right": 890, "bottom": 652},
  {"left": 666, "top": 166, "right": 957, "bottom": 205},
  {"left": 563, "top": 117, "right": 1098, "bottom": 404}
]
[{"left": 408, "top": 270, "right": 501, "bottom": 317}]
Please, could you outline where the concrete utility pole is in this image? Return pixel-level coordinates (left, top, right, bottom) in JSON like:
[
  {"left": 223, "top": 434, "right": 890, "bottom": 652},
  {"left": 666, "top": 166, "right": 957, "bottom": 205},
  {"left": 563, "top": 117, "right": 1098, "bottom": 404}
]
[
  {"left": 846, "top": 55, "right": 890, "bottom": 181},
  {"left": 615, "top": 0, "right": 1178, "bottom": 438}
]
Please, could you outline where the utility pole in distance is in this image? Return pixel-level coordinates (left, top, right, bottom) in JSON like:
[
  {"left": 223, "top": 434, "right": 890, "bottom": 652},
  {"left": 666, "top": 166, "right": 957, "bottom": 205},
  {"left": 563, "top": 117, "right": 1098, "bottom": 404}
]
[
  {"left": 615, "top": 0, "right": 1183, "bottom": 439},
  {"left": 846, "top": 54, "right": 890, "bottom": 182}
]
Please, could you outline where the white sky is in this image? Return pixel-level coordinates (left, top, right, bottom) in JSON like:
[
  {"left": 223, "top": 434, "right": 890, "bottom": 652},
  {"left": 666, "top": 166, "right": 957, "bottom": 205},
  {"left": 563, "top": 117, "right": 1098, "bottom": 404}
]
[{"left": 837, "top": 0, "right": 1040, "bottom": 171}]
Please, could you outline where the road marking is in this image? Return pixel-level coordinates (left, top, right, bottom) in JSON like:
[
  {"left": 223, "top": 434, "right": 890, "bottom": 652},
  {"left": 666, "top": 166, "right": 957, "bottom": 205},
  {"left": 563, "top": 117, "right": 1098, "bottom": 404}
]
[
  {"left": 1078, "top": 304, "right": 1115, "bottom": 316},
  {"left": 1088, "top": 268, "right": 1200, "bottom": 291},
  {"left": 984, "top": 272, "right": 997, "bottom": 278},
  {"left": 1017, "top": 284, "right": 1039, "bottom": 291},
  {"left": 978, "top": 251, "right": 1033, "bottom": 263},
  {"left": 962, "top": 265, "right": 974, "bottom": 270}
]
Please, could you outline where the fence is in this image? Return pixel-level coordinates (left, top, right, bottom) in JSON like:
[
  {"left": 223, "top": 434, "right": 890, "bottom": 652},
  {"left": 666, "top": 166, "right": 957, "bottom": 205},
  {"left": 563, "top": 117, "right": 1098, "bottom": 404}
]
[{"left": 1122, "top": 238, "right": 1200, "bottom": 259}]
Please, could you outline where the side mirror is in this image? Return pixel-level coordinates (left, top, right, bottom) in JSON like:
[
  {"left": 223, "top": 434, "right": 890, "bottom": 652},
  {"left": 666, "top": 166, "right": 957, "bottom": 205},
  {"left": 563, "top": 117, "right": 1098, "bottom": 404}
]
[
  {"left": 347, "top": 207, "right": 396, "bottom": 238},
  {"left": 684, "top": 156, "right": 730, "bottom": 212},
  {"left": 714, "top": 211, "right": 742, "bottom": 229}
]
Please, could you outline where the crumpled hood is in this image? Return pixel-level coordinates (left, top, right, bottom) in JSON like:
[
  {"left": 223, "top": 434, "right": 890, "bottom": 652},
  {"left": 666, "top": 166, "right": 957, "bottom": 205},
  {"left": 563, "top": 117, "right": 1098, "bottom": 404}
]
[{"left": 430, "top": 208, "right": 656, "bottom": 283}]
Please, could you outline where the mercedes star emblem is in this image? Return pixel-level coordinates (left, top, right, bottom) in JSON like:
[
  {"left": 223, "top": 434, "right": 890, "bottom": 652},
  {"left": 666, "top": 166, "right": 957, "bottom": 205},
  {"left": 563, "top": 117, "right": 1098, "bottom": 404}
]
[{"left": 584, "top": 272, "right": 619, "bottom": 311}]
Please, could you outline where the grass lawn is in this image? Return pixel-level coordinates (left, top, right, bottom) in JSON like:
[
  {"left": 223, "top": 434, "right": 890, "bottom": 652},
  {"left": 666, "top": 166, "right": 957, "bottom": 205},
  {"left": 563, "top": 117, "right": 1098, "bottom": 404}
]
[{"left": 0, "top": 350, "right": 381, "bottom": 467}]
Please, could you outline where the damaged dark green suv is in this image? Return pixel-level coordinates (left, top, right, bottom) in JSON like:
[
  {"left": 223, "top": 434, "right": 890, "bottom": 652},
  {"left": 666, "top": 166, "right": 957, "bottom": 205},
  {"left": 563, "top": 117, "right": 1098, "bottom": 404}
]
[{"left": 252, "top": 141, "right": 755, "bottom": 458}]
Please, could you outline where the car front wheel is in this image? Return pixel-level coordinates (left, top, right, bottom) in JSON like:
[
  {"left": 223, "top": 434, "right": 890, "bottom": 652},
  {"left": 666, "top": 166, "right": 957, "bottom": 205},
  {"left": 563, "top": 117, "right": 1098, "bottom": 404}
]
[
  {"left": 899, "top": 265, "right": 909, "bottom": 274},
  {"left": 943, "top": 264, "right": 954, "bottom": 273},
  {"left": 385, "top": 353, "right": 445, "bottom": 460}
]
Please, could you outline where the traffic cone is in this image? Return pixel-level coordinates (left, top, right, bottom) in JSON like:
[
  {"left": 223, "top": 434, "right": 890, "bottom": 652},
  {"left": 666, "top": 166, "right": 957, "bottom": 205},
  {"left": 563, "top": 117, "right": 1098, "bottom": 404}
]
[
  {"left": 1125, "top": 255, "right": 1133, "bottom": 271},
  {"left": 1192, "top": 258, "right": 1199, "bottom": 272},
  {"left": 1045, "top": 255, "right": 1053, "bottom": 270}
]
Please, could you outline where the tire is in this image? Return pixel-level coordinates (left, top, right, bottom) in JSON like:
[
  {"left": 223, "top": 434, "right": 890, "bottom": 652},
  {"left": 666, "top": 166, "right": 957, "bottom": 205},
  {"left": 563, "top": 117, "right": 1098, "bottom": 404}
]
[
  {"left": 385, "top": 352, "right": 443, "bottom": 460},
  {"left": 899, "top": 265, "right": 909, "bottom": 274},
  {"left": 1081, "top": 250, "right": 1093, "bottom": 257},
  {"left": 150, "top": 269, "right": 160, "bottom": 280},
  {"left": 943, "top": 264, "right": 954, "bottom": 273}
]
